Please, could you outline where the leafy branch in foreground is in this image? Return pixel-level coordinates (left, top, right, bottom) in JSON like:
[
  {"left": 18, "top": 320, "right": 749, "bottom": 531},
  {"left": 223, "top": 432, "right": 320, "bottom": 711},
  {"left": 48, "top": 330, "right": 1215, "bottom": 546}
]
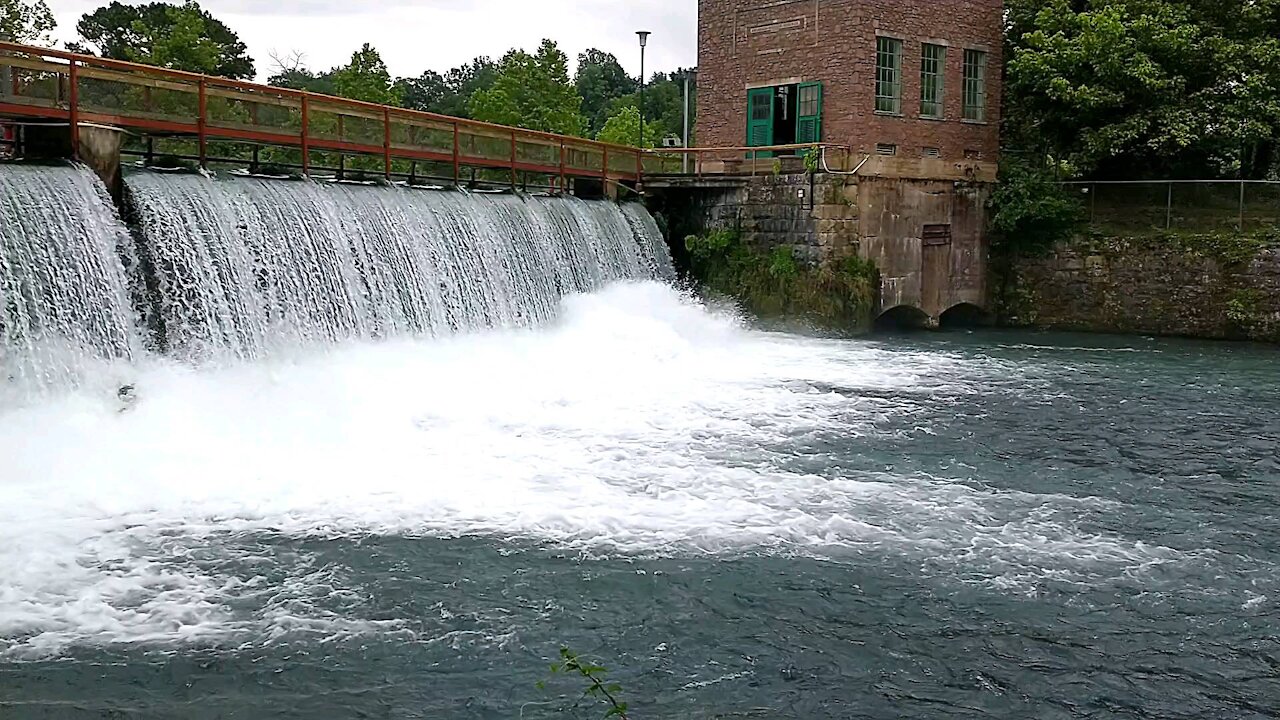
[{"left": 537, "top": 647, "right": 630, "bottom": 719}]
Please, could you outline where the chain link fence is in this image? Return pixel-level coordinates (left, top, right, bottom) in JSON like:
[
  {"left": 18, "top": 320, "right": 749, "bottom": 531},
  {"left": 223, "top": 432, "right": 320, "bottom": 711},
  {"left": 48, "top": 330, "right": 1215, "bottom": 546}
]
[{"left": 1065, "top": 180, "right": 1280, "bottom": 234}]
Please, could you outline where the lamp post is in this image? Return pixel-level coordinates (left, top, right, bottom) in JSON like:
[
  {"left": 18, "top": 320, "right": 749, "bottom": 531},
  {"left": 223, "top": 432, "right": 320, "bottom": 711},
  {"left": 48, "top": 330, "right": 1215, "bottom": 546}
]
[
  {"left": 682, "top": 68, "right": 697, "bottom": 173},
  {"left": 636, "top": 31, "right": 651, "bottom": 149}
]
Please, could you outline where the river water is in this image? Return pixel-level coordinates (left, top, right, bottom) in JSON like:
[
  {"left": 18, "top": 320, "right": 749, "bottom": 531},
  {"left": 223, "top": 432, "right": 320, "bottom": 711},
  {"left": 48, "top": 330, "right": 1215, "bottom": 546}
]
[{"left": 1, "top": 282, "right": 1277, "bottom": 719}]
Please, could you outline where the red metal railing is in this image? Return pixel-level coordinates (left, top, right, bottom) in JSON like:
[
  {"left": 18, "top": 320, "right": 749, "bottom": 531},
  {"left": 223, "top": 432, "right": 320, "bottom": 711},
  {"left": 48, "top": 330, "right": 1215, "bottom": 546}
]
[
  {"left": 640, "top": 143, "right": 855, "bottom": 177},
  {"left": 0, "top": 41, "right": 642, "bottom": 185}
]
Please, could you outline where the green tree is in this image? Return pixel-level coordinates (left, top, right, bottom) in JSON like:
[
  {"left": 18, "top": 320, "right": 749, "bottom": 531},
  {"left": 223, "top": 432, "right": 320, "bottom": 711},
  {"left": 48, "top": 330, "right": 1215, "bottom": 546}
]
[
  {"left": 596, "top": 104, "right": 660, "bottom": 147},
  {"left": 1, "top": 0, "right": 55, "bottom": 44},
  {"left": 395, "top": 57, "right": 497, "bottom": 117},
  {"left": 1004, "top": 0, "right": 1280, "bottom": 179},
  {"left": 605, "top": 70, "right": 696, "bottom": 146},
  {"left": 471, "top": 39, "right": 583, "bottom": 135},
  {"left": 332, "top": 43, "right": 401, "bottom": 105},
  {"left": 988, "top": 156, "right": 1084, "bottom": 255},
  {"left": 71, "top": 1, "right": 254, "bottom": 79},
  {"left": 574, "top": 49, "right": 636, "bottom": 136},
  {"left": 268, "top": 65, "right": 336, "bottom": 96}
]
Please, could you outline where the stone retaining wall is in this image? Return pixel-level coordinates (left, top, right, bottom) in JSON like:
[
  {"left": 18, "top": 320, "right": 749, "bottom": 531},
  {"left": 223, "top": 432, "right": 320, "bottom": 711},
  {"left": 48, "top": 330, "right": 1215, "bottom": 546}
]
[{"left": 1003, "top": 235, "right": 1280, "bottom": 342}]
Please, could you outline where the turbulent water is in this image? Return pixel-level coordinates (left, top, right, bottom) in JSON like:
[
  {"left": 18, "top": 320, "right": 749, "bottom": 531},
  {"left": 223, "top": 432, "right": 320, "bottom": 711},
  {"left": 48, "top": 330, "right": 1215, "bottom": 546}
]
[
  {"left": 1, "top": 285, "right": 1277, "bottom": 718},
  {"left": 0, "top": 164, "right": 141, "bottom": 394},
  {"left": 1, "top": 164, "right": 1277, "bottom": 719}
]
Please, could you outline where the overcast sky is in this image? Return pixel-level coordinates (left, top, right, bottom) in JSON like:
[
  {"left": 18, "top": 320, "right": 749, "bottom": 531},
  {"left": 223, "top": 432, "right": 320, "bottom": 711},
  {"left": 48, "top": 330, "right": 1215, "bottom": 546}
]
[{"left": 50, "top": 0, "right": 697, "bottom": 81}]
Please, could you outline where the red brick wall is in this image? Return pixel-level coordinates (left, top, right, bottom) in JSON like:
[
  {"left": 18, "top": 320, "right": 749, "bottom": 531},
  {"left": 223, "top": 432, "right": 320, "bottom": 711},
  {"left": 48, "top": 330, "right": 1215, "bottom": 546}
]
[{"left": 696, "top": 0, "right": 1002, "bottom": 164}]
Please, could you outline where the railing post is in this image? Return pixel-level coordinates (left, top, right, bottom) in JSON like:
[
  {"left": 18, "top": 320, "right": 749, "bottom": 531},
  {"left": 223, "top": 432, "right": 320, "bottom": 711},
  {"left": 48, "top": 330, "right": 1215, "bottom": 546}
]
[
  {"left": 300, "top": 95, "right": 310, "bottom": 177},
  {"left": 68, "top": 60, "right": 79, "bottom": 159},
  {"left": 1239, "top": 179, "right": 1246, "bottom": 232},
  {"left": 559, "top": 140, "right": 567, "bottom": 195},
  {"left": 197, "top": 78, "right": 207, "bottom": 170},
  {"left": 509, "top": 130, "right": 517, "bottom": 190},
  {"left": 337, "top": 114, "right": 345, "bottom": 179},
  {"left": 2, "top": 48, "right": 14, "bottom": 98},
  {"left": 452, "top": 121, "right": 460, "bottom": 188},
  {"left": 602, "top": 145, "right": 609, "bottom": 181},
  {"left": 1165, "top": 181, "right": 1172, "bottom": 230},
  {"left": 383, "top": 107, "right": 392, "bottom": 181}
]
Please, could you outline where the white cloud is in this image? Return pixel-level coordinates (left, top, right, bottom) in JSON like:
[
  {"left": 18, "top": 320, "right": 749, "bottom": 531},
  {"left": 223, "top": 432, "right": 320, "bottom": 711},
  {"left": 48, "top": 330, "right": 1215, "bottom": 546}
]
[{"left": 50, "top": 0, "right": 697, "bottom": 81}]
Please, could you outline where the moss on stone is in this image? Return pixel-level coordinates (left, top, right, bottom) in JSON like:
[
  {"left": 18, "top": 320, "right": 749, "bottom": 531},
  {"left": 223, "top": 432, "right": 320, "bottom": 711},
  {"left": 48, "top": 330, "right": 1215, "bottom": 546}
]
[
  {"left": 1226, "top": 289, "right": 1263, "bottom": 322},
  {"left": 1080, "top": 227, "right": 1274, "bottom": 267},
  {"left": 685, "top": 227, "right": 879, "bottom": 333}
]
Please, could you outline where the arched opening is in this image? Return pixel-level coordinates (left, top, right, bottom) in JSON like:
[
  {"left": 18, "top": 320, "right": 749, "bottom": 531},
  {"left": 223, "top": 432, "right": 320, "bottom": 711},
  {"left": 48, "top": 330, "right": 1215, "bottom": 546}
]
[
  {"left": 938, "top": 303, "right": 990, "bottom": 330},
  {"left": 874, "top": 305, "right": 932, "bottom": 332}
]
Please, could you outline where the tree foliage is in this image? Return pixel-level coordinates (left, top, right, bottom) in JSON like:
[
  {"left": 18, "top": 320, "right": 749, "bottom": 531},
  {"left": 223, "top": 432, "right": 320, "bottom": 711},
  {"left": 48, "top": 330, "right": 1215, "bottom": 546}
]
[
  {"left": 988, "top": 157, "right": 1084, "bottom": 255},
  {"left": 471, "top": 40, "right": 583, "bottom": 136},
  {"left": 395, "top": 57, "right": 497, "bottom": 118},
  {"left": 575, "top": 49, "right": 636, "bottom": 136},
  {"left": 0, "top": 0, "right": 55, "bottom": 44},
  {"left": 71, "top": 1, "right": 254, "bottom": 79},
  {"left": 332, "top": 43, "right": 401, "bottom": 105},
  {"left": 1004, "top": 0, "right": 1280, "bottom": 179},
  {"left": 268, "top": 53, "right": 336, "bottom": 95},
  {"left": 603, "top": 70, "right": 696, "bottom": 147},
  {"left": 596, "top": 104, "right": 660, "bottom": 148}
]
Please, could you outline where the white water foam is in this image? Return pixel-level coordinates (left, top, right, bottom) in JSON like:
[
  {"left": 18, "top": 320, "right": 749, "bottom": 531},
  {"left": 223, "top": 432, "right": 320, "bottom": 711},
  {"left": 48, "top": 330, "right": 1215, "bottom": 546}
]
[{"left": 0, "top": 283, "right": 1187, "bottom": 658}]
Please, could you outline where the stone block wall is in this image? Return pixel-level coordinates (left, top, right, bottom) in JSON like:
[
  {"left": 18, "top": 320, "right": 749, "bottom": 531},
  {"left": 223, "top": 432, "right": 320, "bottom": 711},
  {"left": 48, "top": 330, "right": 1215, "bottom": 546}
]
[
  {"left": 649, "top": 171, "right": 992, "bottom": 321},
  {"left": 1004, "top": 236, "right": 1280, "bottom": 342},
  {"left": 678, "top": 173, "right": 862, "bottom": 269}
]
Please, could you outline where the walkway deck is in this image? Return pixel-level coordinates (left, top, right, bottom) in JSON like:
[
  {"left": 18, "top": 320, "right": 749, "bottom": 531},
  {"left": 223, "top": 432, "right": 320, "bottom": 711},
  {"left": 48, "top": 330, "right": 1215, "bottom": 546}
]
[{"left": 0, "top": 41, "right": 646, "bottom": 186}]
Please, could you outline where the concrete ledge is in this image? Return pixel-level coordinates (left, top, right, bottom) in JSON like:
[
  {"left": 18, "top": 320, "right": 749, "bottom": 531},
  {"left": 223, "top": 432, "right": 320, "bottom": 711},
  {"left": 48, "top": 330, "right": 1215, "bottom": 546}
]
[{"left": 644, "top": 175, "right": 752, "bottom": 190}]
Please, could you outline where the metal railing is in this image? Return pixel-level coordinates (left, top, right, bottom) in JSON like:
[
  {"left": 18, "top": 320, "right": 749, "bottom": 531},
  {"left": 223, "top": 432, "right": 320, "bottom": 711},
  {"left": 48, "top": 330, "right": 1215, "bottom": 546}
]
[
  {"left": 0, "top": 41, "right": 643, "bottom": 186},
  {"left": 642, "top": 143, "right": 854, "bottom": 177},
  {"left": 1066, "top": 180, "right": 1280, "bottom": 234}
]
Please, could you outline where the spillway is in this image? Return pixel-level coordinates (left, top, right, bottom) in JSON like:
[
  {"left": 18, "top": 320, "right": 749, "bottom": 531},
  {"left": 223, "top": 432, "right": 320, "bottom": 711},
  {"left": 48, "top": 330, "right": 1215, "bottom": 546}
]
[
  {"left": 127, "top": 173, "right": 674, "bottom": 361},
  {"left": 0, "top": 163, "right": 141, "bottom": 396},
  {"left": 0, "top": 163, "right": 674, "bottom": 394}
]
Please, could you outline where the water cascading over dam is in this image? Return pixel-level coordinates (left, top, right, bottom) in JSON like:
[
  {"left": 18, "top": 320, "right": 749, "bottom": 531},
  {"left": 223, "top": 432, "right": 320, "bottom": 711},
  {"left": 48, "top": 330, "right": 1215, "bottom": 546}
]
[
  {"left": 127, "top": 173, "right": 673, "bottom": 360},
  {"left": 0, "top": 163, "right": 674, "bottom": 393},
  {"left": 0, "top": 164, "right": 142, "bottom": 394}
]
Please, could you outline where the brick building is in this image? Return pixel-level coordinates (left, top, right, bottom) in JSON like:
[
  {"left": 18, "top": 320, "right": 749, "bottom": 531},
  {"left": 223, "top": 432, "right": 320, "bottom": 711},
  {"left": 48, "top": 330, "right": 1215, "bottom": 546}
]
[
  {"left": 673, "top": 0, "right": 1005, "bottom": 325},
  {"left": 696, "top": 0, "right": 1002, "bottom": 171}
]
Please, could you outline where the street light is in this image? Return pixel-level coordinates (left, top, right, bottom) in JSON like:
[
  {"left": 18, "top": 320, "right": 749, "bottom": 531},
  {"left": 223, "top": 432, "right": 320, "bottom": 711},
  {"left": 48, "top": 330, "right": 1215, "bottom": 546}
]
[
  {"left": 637, "top": 31, "right": 651, "bottom": 149},
  {"left": 682, "top": 68, "right": 698, "bottom": 173}
]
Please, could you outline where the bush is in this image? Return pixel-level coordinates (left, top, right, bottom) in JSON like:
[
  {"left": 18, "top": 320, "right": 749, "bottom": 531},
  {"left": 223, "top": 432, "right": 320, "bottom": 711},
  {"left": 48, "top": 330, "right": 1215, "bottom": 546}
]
[
  {"left": 684, "top": 227, "right": 878, "bottom": 332},
  {"left": 988, "top": 158, "right": 1083, "bottom": 256}
]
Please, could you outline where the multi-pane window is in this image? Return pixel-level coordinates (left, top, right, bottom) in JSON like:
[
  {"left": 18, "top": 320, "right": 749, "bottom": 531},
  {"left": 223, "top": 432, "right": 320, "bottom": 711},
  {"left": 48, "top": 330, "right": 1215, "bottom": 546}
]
[
  {"left": 798, "top": 84, "right": 820, "bottom": 119},
  {"left": 750, "top": 91, "right": 772, "bottom": 121},
  {"left": 963, "top": 49, "right": 988, "bottom": 122},
  {"left": 875, "top": 36, "right": 903, "bottom": 114},
  {"left": 920, "top": 43, "right": 945, "bottom": 118},
  {"left": 796, "top": 82, "right": 822, "bottom": 143}
]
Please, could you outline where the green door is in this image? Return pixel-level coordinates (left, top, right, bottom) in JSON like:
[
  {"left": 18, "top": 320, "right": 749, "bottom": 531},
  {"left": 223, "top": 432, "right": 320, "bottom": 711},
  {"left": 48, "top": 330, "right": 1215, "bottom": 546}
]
[
  {"left": 797, "top": 82, "right": 823, "bottom": 144},
  {"left": 746, "top": 87, "right": 774, "bottom": 154}
]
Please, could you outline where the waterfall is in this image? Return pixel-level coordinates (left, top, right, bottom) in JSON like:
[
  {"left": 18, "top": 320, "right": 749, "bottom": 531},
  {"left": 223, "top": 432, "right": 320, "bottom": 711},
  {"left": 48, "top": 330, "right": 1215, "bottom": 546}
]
[
  {"left": 0, "top": 164, "right": 674, "bottom": 392},
  {"left": 126, "top": 173, "right": 673, "bottom": 360},
  {"left": 0, "top": 163, "right": 141, "bottom": 394}
]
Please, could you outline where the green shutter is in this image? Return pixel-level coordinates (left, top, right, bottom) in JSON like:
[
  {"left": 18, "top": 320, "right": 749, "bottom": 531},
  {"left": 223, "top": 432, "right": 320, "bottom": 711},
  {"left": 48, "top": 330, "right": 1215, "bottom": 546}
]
[
  {"left": 746, "top": 88, "right": 774, "bottom": 148},
  {"left": 797, "top": 82, "right": 823, "bottom": 144}
]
